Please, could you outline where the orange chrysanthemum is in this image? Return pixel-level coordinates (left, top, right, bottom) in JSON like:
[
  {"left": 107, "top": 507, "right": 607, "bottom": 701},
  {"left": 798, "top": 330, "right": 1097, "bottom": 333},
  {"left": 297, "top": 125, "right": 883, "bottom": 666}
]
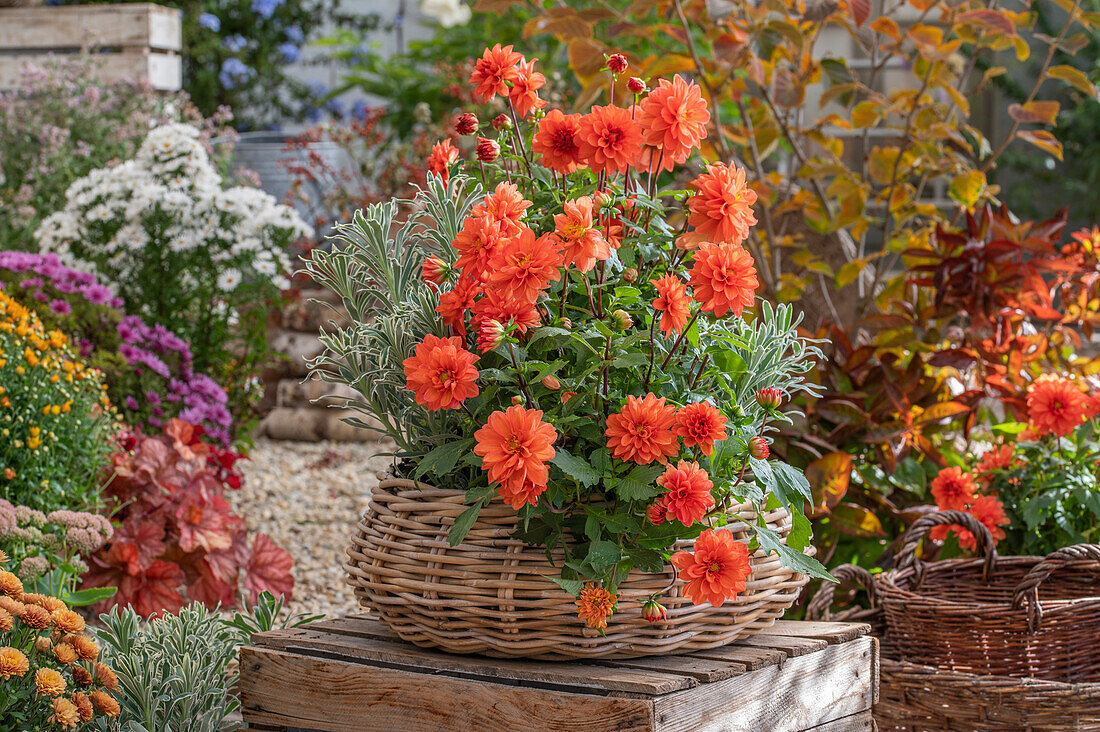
[
  {"left": 930, "top": 466, "right": 978, "bottom": 511},
  {"left": 53, "top": 643, "right": 77, "bottom": 665},
  {"left": 470, "top": 289, "right": 542, "bottom": 336},
  {"left": 0, "top": 647, "right": 28, "bottom": 679},
  {"left": 674, "top": 402, "right": 728, "bottom": 456},
  {"left": 51, "top": 608, "right": 85, "bottom": 634},
  {"left": 435, "top": 274, "right": 480, "bottom": 336},
  {"left": 689, "top": 242, "right": 759, "bottom": 317},
  {"left": 671, "top": 528, "right": 752, "bottom": 607},
  {"left": 509, "top": 57, "right": 547, "bottom": 118},
  {"left": 576, "top": 105, "right": 643, "bottom": 175},
  {"left": 605, "top": 393, "right": 680, "bottom": 465},
  {"left": 94, "top": 662, "right": 118, "bottom": 691},
  {"left": 658, "top": 461, "right": 715, "bottom": 526},
  {"left": 21, "top": 603, "right": 51, "bottom": 629},
  {"left": 52, "top": 697, "right": 80, "bottom": 728},
  {"left": 488, "top": 228, "right": 562, "bottom": 302},
  {"left": 72, "top": 635, "right": 99, "bottom": 662},
  {"left": 651, "top": 275, "right": 691, "bottom": 334},
  {"left": 72, "top": 692, "right": 94, "bottom": 723},
  {"left": 403, "top": 334, "right": 480, "bottom": 412},
  {"left": 472, "top": 182, "right": 532, "bottom": 237},
  {"left": 474, "top": 405, "right": 557, "bottom": 496},
  {"left": 36, "top": 667, "right": 66, "bottom": 697},
  {"left": 427, "top": 139, "right": 459, "bottom": 185},
  {"left": 636, "top": 75, "right": 711, "bottom": 170},
  {"left": 469, "top": 43, "right": 523, "bottom": 102},
  {"left": 532, "top": 110, "right": 585, "bottom": 174},
  {"left": 0, "top": 570, "right": 22, "bottom": 598},
  {"left": 71, "top": 666, "right": 93, "bottom": 687},
  {"left": 554, "top": 196, "right": 610, "bottom": 272},
  {"left": 575, "top": 583, "right": 616, "bottom": 631},
  {"left": 90, "top": 690, "right": 120, "bottom": 717},
  {"left": 1027, "top": 374, "right": 1090, "bottom": 437},
  {"left": 454, "top": 213, "right": 505, "bottom": 281},
  {"left": 0, "top": 608, "right": 11, "bottom": 632},
  {"left": 681, "top": 163, "right": 758, "bottom": 248}
]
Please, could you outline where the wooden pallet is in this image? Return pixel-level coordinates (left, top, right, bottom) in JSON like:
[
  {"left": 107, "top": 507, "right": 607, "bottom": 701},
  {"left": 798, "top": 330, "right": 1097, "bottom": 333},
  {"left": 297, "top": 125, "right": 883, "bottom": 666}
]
[
  {"left": 239, "top": 616, "right": 878, "bottom": 732},
  {"left": 0, "top": 3, "right": 181, "bottom": 90}
]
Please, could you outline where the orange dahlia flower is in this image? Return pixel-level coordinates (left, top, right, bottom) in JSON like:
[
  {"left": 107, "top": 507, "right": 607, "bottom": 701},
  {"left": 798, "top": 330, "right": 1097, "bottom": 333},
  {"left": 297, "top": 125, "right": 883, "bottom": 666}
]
[
  {"left": 674, "top": 402, "right": 728, "bottom": 456},
  {"left": 509, "top": 57, "right": 547, "bottom": 118},
  {"left": 671, "top": 528, "right": 752, "bottom": 607},
  {"left": 681, "top": 162, "right": 758, "bottom": 248},
  {"left": 469, "top": 43, "right": 523, "bottom": 102},
  {"left": 636, "top": 75, "right": 710, "bottom": 170},
  {"left": 931, "top": 494, "right": 1010, "bottom": 550},
  {"left": 454, "top": 214, "right": 505, "bottom": 281},
  {"left": 470, "top": 289, "right": 541, "bottom": 336},
  {"left": 651, "top": 274, "right": 692, "bottom": 334},
  {"left": 488, "top": 228, "right": 562, "bottom": 302},
  {"left": 976, "top": 445, "right": 1017, "bottom": 477},
  {"left": 554, "top": 196, "right": 610, "bottom": 272},
  {"left": 498, "top": 478, "right": 549, "bottom": 511},
  {"left": 930, "top": 466, "right": 977, "bottom": 511},
  {"left": 646, "top": 497, "right": 669, "bottom": 525},
  {"left": 532, "top": 110, "right": 585, "bottom": 174},
  {"left": 577, "top": 105, "right": 643, "bottom": 175},
  {"left": 0, "top": 647, "right": 28, "bottom": 679},
  {"left": 403, "top": 334, "right": 480, "bottom": 412},
  {"left": 472, "top": 182, "right": 532, "bottom": 237},
  {"left": 605, "top": 393, "right": 679, "bottom": 465},
  {"left": 427, "top": 139, "right": 459, "bottom": 185},
  {"left": 1027, "top": 374, "right": 1090, "bottom": 437},
  {"left": 575, "top": 583, "right": 616, "bottom": 631},
  {"left": 435, "top": 274, "right": 480, "bottom": 336},
  {"left": 658, "top": 461, "right": 715, "bottom": 526},
  {"left": 689, "top": 242, "right": 759, "bottom": 317},
  {"left": 474, "top": 405, "right": 557, "bottom": 496}
]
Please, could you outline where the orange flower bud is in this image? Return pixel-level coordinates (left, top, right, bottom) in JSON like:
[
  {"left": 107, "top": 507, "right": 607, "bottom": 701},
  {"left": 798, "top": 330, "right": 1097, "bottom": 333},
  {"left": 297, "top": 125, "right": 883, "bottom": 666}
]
[
  {"left": 748, "top": 436, "right": 769, "bottom": 460},
  {"left": 641, "top": 597, "right": 667, "bottom": 622},
  {"left": 541, "top": 375, "right": 561, "bottom": 390}
]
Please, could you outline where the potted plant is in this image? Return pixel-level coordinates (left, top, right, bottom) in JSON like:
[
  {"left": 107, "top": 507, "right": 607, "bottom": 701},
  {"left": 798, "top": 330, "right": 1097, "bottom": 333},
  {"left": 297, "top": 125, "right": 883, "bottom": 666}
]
[{"left": 307, "top": 46, "right": 830, "bottom": 659}]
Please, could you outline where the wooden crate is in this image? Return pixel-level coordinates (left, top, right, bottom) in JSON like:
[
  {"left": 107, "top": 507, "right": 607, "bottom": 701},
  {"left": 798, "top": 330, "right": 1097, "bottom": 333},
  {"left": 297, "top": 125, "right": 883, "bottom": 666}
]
[
  {"left": 239, "top": 616, "right": 878, "bottom": 732},
  {"left": 0, "top": 3, "right": 181, "bottom": 90}
]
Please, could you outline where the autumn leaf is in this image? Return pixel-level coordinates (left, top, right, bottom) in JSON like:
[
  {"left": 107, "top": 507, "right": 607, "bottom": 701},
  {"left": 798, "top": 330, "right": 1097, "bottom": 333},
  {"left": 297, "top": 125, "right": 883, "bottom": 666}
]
[
  {"left": 948, "top": 170, "right": 985, "bottom": 209},
  {"left": 869, "top": 17, "right": 900, "bottom": 40},
  {"left": 773, "top": 67, "right": 805, "bottom": 108},
  {"left": 1017, "top": 129, "right": 1064, "bottom": 160},
  {"left": 957, "top": 8, "right": 1017, "bottom": 35},
  {"left": 807, "top": 452, "right": 853, "bottom": 514},
  {"left": 831, "top": 503, "right": 886, "bottom": 537},
  {"left": 850, "top": 100, "right": 882, "bottom": 128},
  {"left": 1008, "top": 101, "right": 1060, "bottom": 125},
  {"left": 848, "top": 0, "right": 871, "bottom": 27},
  {"left": 1048, "top": 65, "right": 1098, "bottom": 96}
]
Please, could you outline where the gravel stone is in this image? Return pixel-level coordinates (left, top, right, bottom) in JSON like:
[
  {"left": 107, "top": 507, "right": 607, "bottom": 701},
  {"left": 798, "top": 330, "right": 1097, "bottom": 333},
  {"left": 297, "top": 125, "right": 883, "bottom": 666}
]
[{"left": 229, "top": 436, "right": 396, "bottom": 618}]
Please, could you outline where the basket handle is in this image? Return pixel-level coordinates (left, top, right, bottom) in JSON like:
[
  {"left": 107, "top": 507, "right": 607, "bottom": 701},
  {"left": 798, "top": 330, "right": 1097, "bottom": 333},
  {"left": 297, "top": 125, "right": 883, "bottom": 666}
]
[
  {"left": 806, "top": 564, "right": 876, "bottom": 621},
  {"left": 1011, "top": 544, "right": 1100, "bottom": 633},
  {"left": 894, "top": 510, "right": 998, "bottom": 582}
]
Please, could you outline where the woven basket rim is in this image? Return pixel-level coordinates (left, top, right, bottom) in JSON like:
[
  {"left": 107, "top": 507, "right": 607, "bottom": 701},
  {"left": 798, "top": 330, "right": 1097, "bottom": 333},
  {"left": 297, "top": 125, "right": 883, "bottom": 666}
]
[{"left": 881, "top": 654, "right": 1100, "bottom": 693}]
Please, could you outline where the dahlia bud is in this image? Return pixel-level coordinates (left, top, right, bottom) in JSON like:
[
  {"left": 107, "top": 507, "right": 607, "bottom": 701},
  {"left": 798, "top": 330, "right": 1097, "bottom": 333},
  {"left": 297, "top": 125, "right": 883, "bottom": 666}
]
[
  {"left": 511, "top": 394, "right": 525, "bottom": 406},
  {"left": 607, "top": 53, "right": 628, "bottom": 74},
  {"left": 559, "top": 318, "right": 573, "bottom": 330},
  {"left": 476, "top": 136, "right": 500, "bottom": 162},
  {"left": 455, "top": 112, "right": 479, "bottom": 136},
  {"left": 420, "top": 256, "right": 448, "bottom": 286},
  {"left": 541, "top": 375, "right": 561, "bottom": 390},
  {"left": 492, "top": 113, "right": 511, "bottom": 130},
  {"left": 627, "top": 76, "right": 647, "bottom": 94},
  {"left": 561, "top": 391, "right": 577, "bottom": 404},
  {"left": 641, "top": 597, "right": 667, "bottom": 623},
  {"left": 612, "top": 309, "right": 633, "bottom": 331},
  {"left": 748, "top": 436, "right": 770, "bottom": 460},
  {"left": 2, "top": 468, "right": 12, "bottom": 480},
  {"left": 756, "top": 387, "right": 783, "bottom": 410},
  {"left": 646, "top": 500, "right": 666, "bottom": 525},
  {"left": 477, "top": 319, "right": 505, "bottom": 353},
  {"left": 35, "top": 636, "right": 53, "bottom": 654},
  {"left": 622, "top": 268, "right": 638, "bottom": 283}
]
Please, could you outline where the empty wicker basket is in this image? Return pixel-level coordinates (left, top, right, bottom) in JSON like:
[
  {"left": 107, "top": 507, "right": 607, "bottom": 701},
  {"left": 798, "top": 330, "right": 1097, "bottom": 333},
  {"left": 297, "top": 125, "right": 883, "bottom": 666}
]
[{"left": 346, "top": 478, "right": 814, "bottom": 660}]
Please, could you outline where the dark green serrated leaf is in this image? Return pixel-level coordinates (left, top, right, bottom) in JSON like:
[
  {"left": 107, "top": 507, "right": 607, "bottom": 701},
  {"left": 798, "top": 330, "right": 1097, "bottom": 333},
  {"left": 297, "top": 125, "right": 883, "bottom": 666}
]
[
  {"left": 416, "top": 438, "right": 474, "bottom": 480},
  {"left": 448, "top": 503, "right": 482, "bottom": 547},
  {"left": 543, "top": 574, "right": 584, "bottom": 596},
  {"left": 551, "top": 449, "right": 601, "bottom": 487},
  {"left": 615, "top": 464, "right": 664, "bottom": 501},
  {"left": 754, "top": 525, "right": 834, "bottom": 581},
  {"left": 586, "top": 540, "right": 622, "bottom": 573}
]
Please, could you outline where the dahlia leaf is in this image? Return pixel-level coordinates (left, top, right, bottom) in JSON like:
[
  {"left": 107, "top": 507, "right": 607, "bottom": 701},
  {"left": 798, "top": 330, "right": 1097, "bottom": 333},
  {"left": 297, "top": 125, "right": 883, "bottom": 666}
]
[
  {"left": 550, "top": 449, "right": 601, "bottom": 487},
  {"left": 754, "top": 525, "right": 834, "bottom": 582},
  {"left": 449, "top": 503, "right": 482, "bottom": 546},
  {"left": 614, "top": 464, "right": 664, "bottom": 501},
  {"left": 585, "top": 540, "right": 622, "bottom": 573},
  {"left": 416, "top": 438, "right": 475, "bottom": 480},
  {"left": 544, "top": 574, "right": 584, "bottom": 597}
]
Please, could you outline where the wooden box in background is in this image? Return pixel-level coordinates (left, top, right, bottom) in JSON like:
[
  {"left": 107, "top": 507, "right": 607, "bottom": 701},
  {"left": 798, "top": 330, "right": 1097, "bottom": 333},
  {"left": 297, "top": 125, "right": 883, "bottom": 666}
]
[{"left": 0, "top": 3, "right": 181, "bottom": 90}]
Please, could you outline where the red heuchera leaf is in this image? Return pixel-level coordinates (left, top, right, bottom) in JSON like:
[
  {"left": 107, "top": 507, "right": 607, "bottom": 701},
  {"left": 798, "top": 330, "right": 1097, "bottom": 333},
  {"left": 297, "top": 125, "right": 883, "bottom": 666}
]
[
  {"left": 174, "top": 482, "right": 236, "bottom": 554},
  {"left": 187, "top": 557, "right": 237, "bottom": 608},
  {"left": 165, "top": 418, "right": 210, "bottom": 463},
  {"left": 244, "top": 534, "right": 295, "bottom": 605}
]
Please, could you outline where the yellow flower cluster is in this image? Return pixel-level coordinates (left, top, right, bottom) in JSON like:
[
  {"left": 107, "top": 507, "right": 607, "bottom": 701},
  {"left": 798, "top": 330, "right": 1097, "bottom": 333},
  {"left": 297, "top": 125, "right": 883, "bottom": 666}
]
[{"left": 0, "top": 558, "right": 121, "bottom": 729}]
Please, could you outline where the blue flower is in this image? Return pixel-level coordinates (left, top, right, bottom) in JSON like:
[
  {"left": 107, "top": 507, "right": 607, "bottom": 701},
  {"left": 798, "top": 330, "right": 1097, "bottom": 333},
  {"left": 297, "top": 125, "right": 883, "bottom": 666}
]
[
  {"left": 351, "top": 99, "right": 371, "bottom": 121},
  {"left": 251, "top": 0, "right": 283, "bottom": 19},
  {"left": 198, "top": 13, "right": 220, "bottom": 32},
  {"left": 305, "top": 106, "right": 322, "bottom": 123},
  {"left": 222, "top": 34, "right": 247, "bottom": 53},
  {"left": 285, "top": 25, "right": 304, "bottom": 44},
  {"left": 324, "top": 97, "right": 345, "bottom": 118},
  {"left": 277, "top": 42, "right": 300, "bottom": 63},
  {"left": 307, "top": 80, "right": 329, "bottom": 99},
  {"left": 219, "top": 58, "right": 256, "bottom": 89}
]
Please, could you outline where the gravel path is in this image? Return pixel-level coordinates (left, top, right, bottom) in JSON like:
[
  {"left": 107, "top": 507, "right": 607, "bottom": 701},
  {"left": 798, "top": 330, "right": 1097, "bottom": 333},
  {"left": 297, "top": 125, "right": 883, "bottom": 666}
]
[{"left": 231, "top": 437, "right": 396, "bottom": 619}]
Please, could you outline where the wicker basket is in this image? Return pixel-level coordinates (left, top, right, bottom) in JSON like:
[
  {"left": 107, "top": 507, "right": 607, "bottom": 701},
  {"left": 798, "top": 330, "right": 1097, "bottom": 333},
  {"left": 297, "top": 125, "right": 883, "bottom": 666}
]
[
  {"left": 805, "top": 563, "right": 886, "bottom": 638},
  {"left": 345, "top": 477, "right": 813, "bottom": 660},
  {"left": 878, "top": 510, "right": 1100, "bottom": 682},
  {"left": 877, "top": 656, "right": 1100, "bottom": 731}
]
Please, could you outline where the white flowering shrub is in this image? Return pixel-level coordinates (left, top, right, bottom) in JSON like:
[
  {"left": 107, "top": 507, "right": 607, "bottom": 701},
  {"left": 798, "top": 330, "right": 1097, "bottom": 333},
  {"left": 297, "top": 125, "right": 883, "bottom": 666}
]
[{"left": 36, "top": 123, "right": 313, "bottom": 423}]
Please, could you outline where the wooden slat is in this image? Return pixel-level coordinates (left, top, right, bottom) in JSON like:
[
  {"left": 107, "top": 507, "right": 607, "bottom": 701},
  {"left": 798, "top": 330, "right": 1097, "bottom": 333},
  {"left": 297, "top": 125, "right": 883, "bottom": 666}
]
[
  {"left": 805, "top": 709, "right": 874, "bottom": 731},
  {"left": 738, "top": 634, "right": 830, "bottom": 657},
  {"left": 0, "top": 4, "right": 181, "bottom": 51},
  {"left": 255, "top": 625, "right": 693, "bottom": 696},
  {"left": 766, "top": 620, "right": 872, "bottom": 645},
  {"left": 239, "top": 646, "right": 656, "bottom": 732},
  {"left": 685, "top": 643, "right": 788, "bottom": 670},
  {"left": 592, "top": 655, "right": 747, "bottom": 683},
  {"left": 0, "top": 51, "right": 181, "bottom": 91},
  {"left": 651, "top": 636, "right": 877, "bottom": 732}
]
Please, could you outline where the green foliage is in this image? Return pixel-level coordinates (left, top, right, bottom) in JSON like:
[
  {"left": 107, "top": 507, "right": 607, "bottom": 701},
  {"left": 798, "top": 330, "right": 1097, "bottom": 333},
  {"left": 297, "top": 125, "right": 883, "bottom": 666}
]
[{"left": 221, "top": 590, "right": 324, "bottom": 642}]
